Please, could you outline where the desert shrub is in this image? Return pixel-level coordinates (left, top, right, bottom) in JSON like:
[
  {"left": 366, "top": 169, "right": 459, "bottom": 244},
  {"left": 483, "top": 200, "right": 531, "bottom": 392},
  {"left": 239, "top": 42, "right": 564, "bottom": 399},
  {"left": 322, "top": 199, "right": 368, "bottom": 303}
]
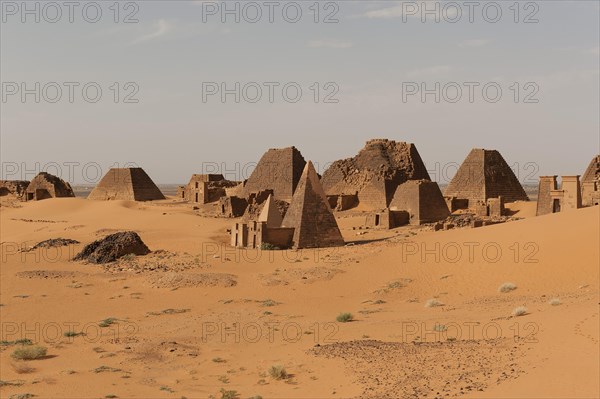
[
  {"left": 433, "top": 324, "right": 447, "bottom": 332},
  {"left": 424, "top": 299, "right": 443, "bottom": 308},
  {"left": 336, "top": 312, "right": 353, "bottom": 323},
  {"left": 212, "top": 357, "right": 226, "bottom": 363},
  {"left": 98, "top": 318, "right": 117, "bottom": 327},
  {"left": 64, "top": 331, "right": 83, "bottom": 337},
  {"left": 549, "top": 298, "right": 561, "bottom": 306},
  {"left": 11, "top": 345, "right": 47, "bottom": 360},
  {"left": 268, "top": 365, "right": 288, "bottom": 380},
  {"left": 219, "top": 389, "right": 239, "bottom": 399},
  {"left": 260, "top": 243, "right": 279, "bottom": 251},
  {"left": 261, "top": 299, "right": 278, "bottom": 307},
  {"left": 11, "top": 362, "right": 35, "bottom": 374},
  {"left": 498, "top": 282, "right": 517, "bottom": 293},
  {"left": 512, "top": 306, "right": 528, "bottom": 316}
]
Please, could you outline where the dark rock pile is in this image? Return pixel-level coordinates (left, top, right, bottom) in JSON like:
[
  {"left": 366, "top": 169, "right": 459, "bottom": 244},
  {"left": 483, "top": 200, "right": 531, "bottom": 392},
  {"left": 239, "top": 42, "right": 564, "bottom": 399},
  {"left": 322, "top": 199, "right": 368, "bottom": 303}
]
[{"left": 73, "top": 231, "right": 150, "bottom": 264}]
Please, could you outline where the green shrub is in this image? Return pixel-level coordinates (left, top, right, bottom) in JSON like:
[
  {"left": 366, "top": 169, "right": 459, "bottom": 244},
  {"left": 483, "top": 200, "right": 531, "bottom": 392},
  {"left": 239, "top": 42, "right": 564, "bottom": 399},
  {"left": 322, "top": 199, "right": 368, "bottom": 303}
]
[
  {"left": 336, "top": 313, "right": 353, "bottom": 323},
  {"left": 268, "top": 365, "right": 288, "bottom": 380},
  {"left": 11, "top": 345, "right": 47, "bottom": 360}
]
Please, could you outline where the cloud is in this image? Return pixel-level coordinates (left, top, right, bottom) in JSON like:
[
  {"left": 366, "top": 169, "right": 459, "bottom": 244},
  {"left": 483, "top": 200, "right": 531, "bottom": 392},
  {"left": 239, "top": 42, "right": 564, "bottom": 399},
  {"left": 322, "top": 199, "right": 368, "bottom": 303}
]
[
  {"left": 363, "top": 1, "right": 457, "bottom": 20},
  {"left": 131, "top": 19, "right": 172, "bottom": 45},
  {"left": 458, "top": 39, "right": 490, "bottom": 48},
  {"left": 364, "top": 4, "right": 405, "bottom": 19},
  {"left": 306, "top": 39, "right": 353, "bottom": 49}
]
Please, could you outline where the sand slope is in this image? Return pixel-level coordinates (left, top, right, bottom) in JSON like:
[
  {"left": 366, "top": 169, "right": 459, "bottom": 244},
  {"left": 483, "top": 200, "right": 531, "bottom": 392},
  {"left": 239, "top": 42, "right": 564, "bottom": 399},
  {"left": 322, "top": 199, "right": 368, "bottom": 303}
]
[{"left": 1, "top": 198, "right": 598, "bottom": 398}]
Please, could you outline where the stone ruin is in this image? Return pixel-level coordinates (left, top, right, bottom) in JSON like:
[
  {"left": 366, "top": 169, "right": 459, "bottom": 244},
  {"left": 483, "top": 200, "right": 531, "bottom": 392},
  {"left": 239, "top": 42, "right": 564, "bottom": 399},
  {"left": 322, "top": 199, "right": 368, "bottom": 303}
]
[
  {"left": 240, "top": 146, "right": 307, "bottom": 202},
  {"left": 24, "top": 172, "right": 75, "bottom": 201},
  {"left": 231, "top": 194, "right": 293, "bottom": 249},
  {"left": 536, "top": 175, "right": 582, "bottom": 216},
  {"left": 581, "top": 154, "right": 600, "bottom": 207},
  {"left": 231, "top": 161, "right": 344, "bottom": 249},
  {"left": 0, "top": 180, "right": 29, "bottom": 200},
  {"left": 322, "top": 139, "right": 431, "bottom": 210},
  {"left": 179, "top": 174, "right": 239, "bottom": 204},
  {"left": 444, "top": 148, "right": 528, "bottom": 209},
  {"left": 389, "top": 179, "right": 450, "bottom": 225},
  {"left": 88, "top": 168, "right": 165, "bottom": 201}
]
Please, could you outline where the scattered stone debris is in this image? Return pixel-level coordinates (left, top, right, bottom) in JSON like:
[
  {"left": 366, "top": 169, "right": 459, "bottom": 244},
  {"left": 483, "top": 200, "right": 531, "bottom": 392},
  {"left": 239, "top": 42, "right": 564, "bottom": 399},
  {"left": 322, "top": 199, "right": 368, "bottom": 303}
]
[
  {"left": 21, "top": 238, "right": 80, "bottom": 252},
  {"left": 73, "top": 231, "right": 150, "bottom": 264},
  {"left": 310, "top": 338, "right": 526, "bottom": 398}
]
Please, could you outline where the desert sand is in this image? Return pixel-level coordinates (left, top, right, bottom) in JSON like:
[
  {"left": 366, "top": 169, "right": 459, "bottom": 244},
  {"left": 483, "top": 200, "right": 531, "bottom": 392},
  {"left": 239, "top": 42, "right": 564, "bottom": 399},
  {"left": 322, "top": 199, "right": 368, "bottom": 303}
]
[{"left": 0, "top": 197, "right": 598, "bottom": 398}]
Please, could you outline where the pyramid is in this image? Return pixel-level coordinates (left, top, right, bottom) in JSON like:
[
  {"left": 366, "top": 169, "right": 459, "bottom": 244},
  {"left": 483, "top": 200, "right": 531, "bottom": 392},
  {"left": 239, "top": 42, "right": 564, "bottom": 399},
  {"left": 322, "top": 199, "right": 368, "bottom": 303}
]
[
  {"left": 258, "top": 194, "right": 283, "bottom": 227},
  {"left": 444, "top": 149, "right": 528, "bottom": 204},
  {"left": 88, "top": 168, "right": 165, "bottom": 201},
  {"left": 581, "top": 155, "right": 600, "bottom": 207},
  {"left": 241, "top": 147, "right": 306, "bottom": 202},
  {"left": 582, "top": 155, "right": 600, "bottom": 183},
  {"left": 25, "top": 172, "right": 75, "bottom": 201},
  {"left": 282, "top": 161, "right": 344, "bottom": 249},
  {"left": 321, "top": 139, "right": 431, "bottom": 209}
]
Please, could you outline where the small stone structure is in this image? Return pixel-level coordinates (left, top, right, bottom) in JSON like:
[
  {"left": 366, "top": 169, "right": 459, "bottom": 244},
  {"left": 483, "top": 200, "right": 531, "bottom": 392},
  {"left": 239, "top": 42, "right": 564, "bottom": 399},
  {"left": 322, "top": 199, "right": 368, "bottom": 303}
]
[
  {"left": 389, "top": 180, "right": 450, "bottom": 225},
  {"left": 25, "top": 172, "right": 75, "bottom": 201},
  {"left": 218, "top": 196, "right": 248, "bottom": 218},
  {"left": 231, "top": 221, "right": 294, "bottom": 249},
  {"left": 473, "top": 196, "right": 505, "bottom": 218},
  {"left": 365, "top": 209, "right": 409, "bottom": 229},
  {"left": 231, "top": 195, "right": 293, "bottom": 248},
  {"left": 581, "top": 155, "right": 600, "bottom": 207},
  {"left": 536, "top": 175, "right": 582, "bottom": 216},
  {"left": 241, "top": 146, "right": 307, "bottom": 202},
  {"left": 88, "top": 168, "right": 165, "bottom": 201},
  {"left": 322, "top": 139, "right": 431, "bottom": 210},
  {"left": 326, "top": 194, "right": 359, "bottom": 211},
  {"left": 282, "top": 161, "right": 345, "bottom": 249},
  {"left": 0, "top": 180, "right": 29, "bottom": 200},
  {"left": 182, "top": 174, "right": 239, "bottom": 204},
  {"left": 445, "top": 148, "right": 528, "bottom": 206}
]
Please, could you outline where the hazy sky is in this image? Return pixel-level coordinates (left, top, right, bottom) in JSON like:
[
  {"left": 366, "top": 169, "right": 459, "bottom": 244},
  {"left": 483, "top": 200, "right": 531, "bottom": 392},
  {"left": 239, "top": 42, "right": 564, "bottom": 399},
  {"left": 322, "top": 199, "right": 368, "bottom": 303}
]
[{"left": 1, "top": 0, "right": 599, "bottom": 184}]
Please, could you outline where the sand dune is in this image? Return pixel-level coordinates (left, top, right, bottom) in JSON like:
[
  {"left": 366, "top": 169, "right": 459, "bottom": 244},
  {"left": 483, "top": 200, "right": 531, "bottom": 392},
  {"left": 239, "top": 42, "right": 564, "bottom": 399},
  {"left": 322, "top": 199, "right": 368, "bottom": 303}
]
[{"left": 1, "top": 198, "right": 598, "bottom": 398}]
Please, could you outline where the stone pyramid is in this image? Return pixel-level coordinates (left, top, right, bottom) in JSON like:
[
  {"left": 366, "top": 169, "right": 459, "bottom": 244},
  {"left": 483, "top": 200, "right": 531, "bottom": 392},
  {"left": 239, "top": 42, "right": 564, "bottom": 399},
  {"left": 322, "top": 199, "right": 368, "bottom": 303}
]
[
  {"left": 258, "top": 194, "right": 283, "bottom": 227},
  {"left": 282, "top": 161, "right": 344, "bottom": 249},
  {"left": 445, "top": 148, "right": 528, "bottom": 204},
  {"left": 322, "top": 139, "right": 431, "bottom": 209},
  {"left": 88, "top": 168, "right": 165, "bottom": 201},
  {"left": 582, "top": 155, "right": 600, "bottom": 183},
  {"left": 241, "top": 147, "right": 306, "bottom": 202}
]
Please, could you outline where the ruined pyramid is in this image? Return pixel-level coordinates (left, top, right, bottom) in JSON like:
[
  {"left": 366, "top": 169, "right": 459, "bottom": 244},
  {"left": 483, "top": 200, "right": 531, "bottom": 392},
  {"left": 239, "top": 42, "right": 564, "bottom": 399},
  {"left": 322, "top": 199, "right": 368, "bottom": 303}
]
[
  {"left": 241, "top": 147, "right": 306, "bottom": 202},
  {"left": 282, "top": 161, "right": 345, "bottom": 249},
  {"left": 258, "top": 194, "right": 283, "bottom": 227},
  {"left": 444, "top": 148, "right": 528, "bottom": 204},
  {"left": 88, "top": 168, "right": 165, "bottom": 201},
  {"left": 582, "top": 155, "right": 600, "bottom": 183},
  {"left": 321, "top": 139, "right": 431, "bottom": 209}
]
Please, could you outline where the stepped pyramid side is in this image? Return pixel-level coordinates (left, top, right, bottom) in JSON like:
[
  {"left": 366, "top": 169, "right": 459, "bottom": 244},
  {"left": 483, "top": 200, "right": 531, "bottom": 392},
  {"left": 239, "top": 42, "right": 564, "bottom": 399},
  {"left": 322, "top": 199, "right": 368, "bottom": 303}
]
[
  {"left": 582, "top": 155, "right": 600, "bottom": 183},
  {"left": 242, "top": 147, "right": 306, "bottom": 202},
  {"left": 282, "top": 161, "right": 344, "bottom": 249},
  {"left": 581, "top": 155, "right": 600, "bottom": 207},
  {"left": 483, "top": 150, "right": 529, "bottom": 202},
  {"left": 445, "top": 149, "right": 528, "bottom": 203},
  {"left": 88, "top": 168, "right": 165, "bottom": 201}
]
